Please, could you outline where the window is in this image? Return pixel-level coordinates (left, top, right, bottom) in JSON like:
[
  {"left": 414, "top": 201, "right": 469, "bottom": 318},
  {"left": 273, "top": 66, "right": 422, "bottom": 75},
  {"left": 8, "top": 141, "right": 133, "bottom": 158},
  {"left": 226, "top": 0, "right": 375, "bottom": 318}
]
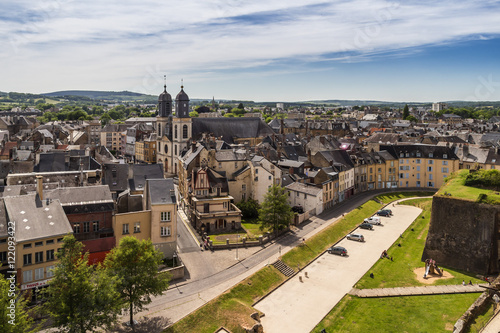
[
  {"left": 443, "top": 154, "right": 447, "bottom": 159},
  {"left": 399, "top": 166, "right": 404, "bottom": 171},
  {"left": 35, "top": 241, "right": 43, "bottom": 247},
  {"left": 416, "top": 159, "right": 421, "bottom": 164},
  {"left": 428, "top": 166, "right": 433, "bottom": 172},
  {"left": 23, "top": 270, "right": 32, "bottom": 283},
  {"left": 416, "top": 166, "right": 420, "bottom": 171},
  {"left": 0, "top": 251, "right": 6, "bottom": 262},
  {"left": 73, "top": 223, "right": 80, "bottom": 234},
  {"left": 174, "top": 125, "right": 178, "bottom": 139},
  {"left": 269, "top": 175, "right": 272, "bottom": 180},
  {"left": 161, "top": 226, "right": 171, "bottom": 237},
  {"left": 57, "top": 238, "right": 63, "bottom": 243},
  {"left": 23, "top": 243, "right": 32, "bottom": 249},
  {"left": 35, "top": 267, "right": 44, "bottom": 280},
  {"left": 223, "top": 202, "right": 228, "bottom": 209},
  {"left": 235, "top": 162, "right": 238, "bottom": 168},
  {"left": 429, "top": 153, "right": 433, "bottom": 158},
  {"left": 399, "top": 159, "right": 403, "bottom": 164},
  {"left": 429, "top": 174, "right": 433, "bottom": 180},
  {"left": 428, "top": 160, "right": 434, "bottom": 165},
  {"left": 46, "top": 249, "right": 55, "bottom": 261},
  {"left": 297, "top": 192, "right": 300, "bottom": 197},
  {"left": 83, "top": 221, "right": 90, "bottom": 233},
  {"left": 134, "top": 222, "right": 141, "bottom": 233},
  {"left": 93, "top": 221, "right": 99, "bottom": 232},
  {"left": 378, "top": 168, "right": 381, "bottom": 173},
  {"left": 35, "top": 251, "right": 43, "bottom": 263},
  {"left": 405, "top": 173, "right": 409, "bottom": 179},
  {"left": 46, "top": 265, "right": 55, "bottom": 278},
  {"left": 416, "top": 152, "right": 421, "bottom": 157},
  {"left": 174, "top": 145, "right": 177, "bottom": 156},
  {"left": 46, "top": 239, "right": 54, "bottom": 245},
  {"left": 428, "top": 182, "right": 434, "bottom": 187},
  {"left": 416, "top": 181, "right": 421, "bottom": 187},
  {"left": 161, "top": 212, "right": 171, "bottom": 222},
  {"left": 183, "top": 125, "right": 188, "bottom": 139},
  {"left": 23, "top": 254, "right": 32, "bottom": 266},
  {"left": 255, "top": 168, "right": 259, "bottom": 174},
  {"left": 390, "top": 161, "right": 394, "bottom": 167},
  {"left": 442, "top": 167, "right": 449, "bottom": 173},
  {"left": 443, "top": 161, "right": 448, "bottom": 165},
  {"left": 242, "top": 184, "right": 246, "bottom": 191},
  {"left": 416, "top": 173, "right": 420, "bottom": 179},
  {"left": 122, "top": 223, "right": 129, "bottom": 235}
]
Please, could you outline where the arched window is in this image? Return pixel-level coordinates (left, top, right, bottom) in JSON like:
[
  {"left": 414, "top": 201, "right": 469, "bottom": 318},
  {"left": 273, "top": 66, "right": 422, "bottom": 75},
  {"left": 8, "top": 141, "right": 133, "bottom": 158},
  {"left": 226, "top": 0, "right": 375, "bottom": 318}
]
[
  {"left": 183, "top": 125, "right": 188, "bottom": 139},
  {"left": 158, "top": 124, "right": 161, "bottom": 136},
  {"left": 164, "top": 159, "right": 168, "bottom": 173},
  {"left": 164, "top": 144, "right": 168, "bottom": 153},
  {"left": 174, "top": 145, "right": 177, "bottom": 156},
  {"left": 174, "top": 125, "right": 178, "bottom": 139}
]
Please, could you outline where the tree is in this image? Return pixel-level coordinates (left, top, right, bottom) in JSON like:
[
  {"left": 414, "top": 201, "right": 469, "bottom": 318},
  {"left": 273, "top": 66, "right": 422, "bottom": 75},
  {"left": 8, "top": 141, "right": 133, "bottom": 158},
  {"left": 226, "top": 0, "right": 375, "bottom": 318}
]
[
  {"left": 43, "top": 235, "right": 121, "bottom": 333},
  {"left": 0, "top": 271, "right": 40, "bottom": 332},
  {"left": 105, "top": 237, "right": 170, "bottom": 328},
  {"left": 237, "top": 102, "right": 244, "bottom": 109},
  {"left": 258, "top": 185, "right": 294, "bottom": 236},
  {"left": 403, "top": 104, "right": 409, "bottom": 120},
  {"left": 236, "top": 198, "right": 260, "bottom": 220},
  {"left": 100, "top": 112, "right": 112, "bottom": 126},
  {"left": 406, "top": 115, "right": 418, "bottom": 123}
]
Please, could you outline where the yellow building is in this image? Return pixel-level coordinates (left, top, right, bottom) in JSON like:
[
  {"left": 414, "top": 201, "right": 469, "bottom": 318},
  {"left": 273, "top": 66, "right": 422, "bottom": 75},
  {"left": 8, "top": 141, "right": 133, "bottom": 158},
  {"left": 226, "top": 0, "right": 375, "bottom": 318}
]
[{"left": 380, "top": 145, "right": 459, "bottom": 189}]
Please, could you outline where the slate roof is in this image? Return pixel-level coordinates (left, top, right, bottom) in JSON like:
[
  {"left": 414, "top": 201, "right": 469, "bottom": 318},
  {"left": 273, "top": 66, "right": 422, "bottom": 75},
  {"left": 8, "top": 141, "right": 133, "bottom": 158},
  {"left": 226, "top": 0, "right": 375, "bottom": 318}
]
[
  {"left": 316, "top": 150, "right": 355, "bottom": 168},
  {"left": 364, "top": 133, "right": 401, "bottom": 144},
  {"left": 205, "top": 168, "right": 229, "bottom": 192},
  {"left": 181, "top": 143, "right": 205, "bottom": 169},
  {"left": 102, "top": 163, "right": 129, "bottom": 192},
  {"left": 147, "top": 178, "right": 176, "bottom": 205},
  {"left": 215, "top": 150, "right": 247, "bottom": 161},
  {"left": 286, "top": 182, "right": 322, "bottom": 196},
  {"left": 4, "top": 194, "right": 72, "bottom": 242},
  {"left": 44, "top": 185, "right": 113, "bottom": 205},
  {"left": 278, "top": 159, "right": 304, "bottom": 168},
  {"left": 130, "top": 164, "right": 164, "bottom": 192},
  {"left": 192, "top": 118, "right": 275, "bottom": 143},
  {"left": 380, "top": 144, "right": 459, "bottom": 159},
  {"left": 37, "top": 152, "right": 66, "bottom": 172}
]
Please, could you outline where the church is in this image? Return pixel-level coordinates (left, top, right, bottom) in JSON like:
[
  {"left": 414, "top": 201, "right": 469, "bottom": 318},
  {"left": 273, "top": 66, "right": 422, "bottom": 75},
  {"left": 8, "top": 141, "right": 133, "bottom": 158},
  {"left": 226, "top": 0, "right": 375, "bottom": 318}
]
[{"left": 156, "top": 82, "right": 192, "bottom": 177}]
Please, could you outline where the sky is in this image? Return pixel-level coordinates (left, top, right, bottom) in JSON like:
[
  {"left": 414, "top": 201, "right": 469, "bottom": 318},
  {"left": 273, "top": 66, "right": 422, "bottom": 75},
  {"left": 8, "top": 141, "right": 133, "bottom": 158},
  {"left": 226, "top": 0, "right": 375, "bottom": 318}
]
[{"left": 2, "top": 0, "right": 500, "bottom": 102}]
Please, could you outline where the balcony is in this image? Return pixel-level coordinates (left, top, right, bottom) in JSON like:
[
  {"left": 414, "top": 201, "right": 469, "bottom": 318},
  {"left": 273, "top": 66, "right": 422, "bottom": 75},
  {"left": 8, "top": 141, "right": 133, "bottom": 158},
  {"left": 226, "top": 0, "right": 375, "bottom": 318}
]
[{"left": 193, "top": 203, "right": 241, "bottom": 220}]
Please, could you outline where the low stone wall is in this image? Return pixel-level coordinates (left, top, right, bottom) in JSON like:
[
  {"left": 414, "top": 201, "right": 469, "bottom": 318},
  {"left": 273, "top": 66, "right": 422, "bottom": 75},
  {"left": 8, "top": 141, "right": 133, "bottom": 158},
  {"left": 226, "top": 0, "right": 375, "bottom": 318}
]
[{"left": 163, "top": 264, "right": 185, "bottom": 281}]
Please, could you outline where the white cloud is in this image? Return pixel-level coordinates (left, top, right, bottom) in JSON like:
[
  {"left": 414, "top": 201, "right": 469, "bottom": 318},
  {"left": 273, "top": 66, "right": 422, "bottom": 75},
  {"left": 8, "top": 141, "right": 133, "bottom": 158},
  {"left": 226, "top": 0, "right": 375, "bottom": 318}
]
[{"left": 1, "top": 0, "right": 500, "bottom": 100}]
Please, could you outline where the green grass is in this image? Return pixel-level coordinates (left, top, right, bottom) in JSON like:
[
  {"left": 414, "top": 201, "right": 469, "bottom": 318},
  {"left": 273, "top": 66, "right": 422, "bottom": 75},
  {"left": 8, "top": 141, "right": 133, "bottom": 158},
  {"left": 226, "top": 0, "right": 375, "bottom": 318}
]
[
  {"left": 164, "top": 266, "right": 286, "bottom": 333},
  {"left": 438, "top": 170, "right": 500, "bottom": 204},
  {"left": 375, "top": 191, "right": 435, "bottom": 204},
  {"left": 356, "top": 198, "right": 483, "bottom": 289},
  {"left": 312, "top": 293, "right": 481, "bottom": 333}
]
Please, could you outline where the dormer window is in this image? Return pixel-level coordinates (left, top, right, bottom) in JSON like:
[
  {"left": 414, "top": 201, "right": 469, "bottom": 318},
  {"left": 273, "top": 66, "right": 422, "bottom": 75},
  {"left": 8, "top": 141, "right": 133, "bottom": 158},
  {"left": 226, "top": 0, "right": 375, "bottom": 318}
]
[
  {"left": 429, "top": 153, "right": 433, "bottom": 158},
  {"left": 416, "top": 152, "right": 421, "bottom": 157},
  {"left": 443, "top": 154, "right": 447, "bottom": 159}
]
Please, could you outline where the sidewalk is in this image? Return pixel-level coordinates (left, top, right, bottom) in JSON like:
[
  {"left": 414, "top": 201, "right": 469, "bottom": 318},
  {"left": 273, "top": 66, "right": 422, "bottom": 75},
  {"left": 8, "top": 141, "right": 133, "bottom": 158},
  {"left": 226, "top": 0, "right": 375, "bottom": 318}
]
[{"left": 350, "top": 284, "right": 485, "bottom": 297}]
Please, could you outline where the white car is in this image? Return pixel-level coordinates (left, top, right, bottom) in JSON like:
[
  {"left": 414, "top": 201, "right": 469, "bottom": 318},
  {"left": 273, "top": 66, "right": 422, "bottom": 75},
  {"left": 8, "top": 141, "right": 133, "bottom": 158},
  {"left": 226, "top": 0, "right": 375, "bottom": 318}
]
[
  {"left": 346, "top": 233, "right": 365, "bottom": 242},
  {"left": 364, "top": 217, "right": 381, "bottom": 225}
]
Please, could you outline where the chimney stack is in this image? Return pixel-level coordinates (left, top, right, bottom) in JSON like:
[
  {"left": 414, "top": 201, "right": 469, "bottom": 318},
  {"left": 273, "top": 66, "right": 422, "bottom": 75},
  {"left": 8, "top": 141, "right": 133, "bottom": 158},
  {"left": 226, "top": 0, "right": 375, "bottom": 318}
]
[
  {"left": 191, "top": 141, "right": 196, "bottom": 152},
  {"left": 36, "top": 175, "right": 43, "bottom": 200}
]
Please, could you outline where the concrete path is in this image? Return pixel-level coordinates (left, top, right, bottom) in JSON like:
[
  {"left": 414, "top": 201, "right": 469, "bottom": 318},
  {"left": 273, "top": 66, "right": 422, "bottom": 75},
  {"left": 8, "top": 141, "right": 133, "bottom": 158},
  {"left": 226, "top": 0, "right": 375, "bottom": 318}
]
[
  {"left": 350, "top": 284, "right": 485, "bottom": 297},
  {"left": 479, "top": 307, "right": 500, "bottom": 333},
  {"left": 254, "top": 200, "right": 423, "bottom": 333}
]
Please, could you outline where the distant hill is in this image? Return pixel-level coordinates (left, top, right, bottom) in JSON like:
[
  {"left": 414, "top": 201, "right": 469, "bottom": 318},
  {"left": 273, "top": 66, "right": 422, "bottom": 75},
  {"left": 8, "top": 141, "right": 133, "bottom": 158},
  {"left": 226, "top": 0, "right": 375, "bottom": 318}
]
[{"left": 42, "top": 90, "right": 155, "bottom": 101}]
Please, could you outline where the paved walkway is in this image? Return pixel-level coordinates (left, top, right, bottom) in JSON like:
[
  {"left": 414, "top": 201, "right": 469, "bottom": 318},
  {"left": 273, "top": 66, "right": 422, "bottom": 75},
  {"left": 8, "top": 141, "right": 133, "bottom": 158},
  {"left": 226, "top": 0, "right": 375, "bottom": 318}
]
[
  {"left": 350, "top": 284, "right": 485, "bottom": 297},
  {"left": 254, "top": 199, "right": 423, "bottom": 333}
]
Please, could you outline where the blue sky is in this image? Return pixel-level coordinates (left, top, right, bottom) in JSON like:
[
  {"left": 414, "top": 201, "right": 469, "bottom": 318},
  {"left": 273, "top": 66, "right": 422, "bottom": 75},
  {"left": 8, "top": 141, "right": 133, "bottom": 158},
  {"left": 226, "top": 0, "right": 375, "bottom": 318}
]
[{"left": 1, "top": 0, "right": 500, "bottom": 102}]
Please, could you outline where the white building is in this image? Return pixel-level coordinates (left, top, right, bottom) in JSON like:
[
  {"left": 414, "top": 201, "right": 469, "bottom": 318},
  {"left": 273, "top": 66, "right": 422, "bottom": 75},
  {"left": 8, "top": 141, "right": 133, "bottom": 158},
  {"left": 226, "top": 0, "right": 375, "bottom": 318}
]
[{"left": 285, "top": 182, "right": 323, "bottom": 216}]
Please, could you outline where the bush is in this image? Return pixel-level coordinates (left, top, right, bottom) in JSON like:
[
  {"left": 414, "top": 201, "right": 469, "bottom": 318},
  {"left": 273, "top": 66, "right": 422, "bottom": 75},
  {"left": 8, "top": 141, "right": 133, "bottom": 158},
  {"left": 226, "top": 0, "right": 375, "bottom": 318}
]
[{"left": 465, "top": 169, "right": 500, "bottom": 190}]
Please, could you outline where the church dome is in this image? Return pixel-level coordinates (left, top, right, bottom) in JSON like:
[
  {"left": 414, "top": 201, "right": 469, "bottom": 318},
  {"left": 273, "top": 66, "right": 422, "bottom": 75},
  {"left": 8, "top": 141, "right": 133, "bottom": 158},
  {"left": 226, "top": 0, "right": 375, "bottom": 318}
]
[
  {"left": 158, "top": 85, "right": 172, "bottom": 102},
  {"left": 176, "top": 86, "right": 189, "bottom": 102}
]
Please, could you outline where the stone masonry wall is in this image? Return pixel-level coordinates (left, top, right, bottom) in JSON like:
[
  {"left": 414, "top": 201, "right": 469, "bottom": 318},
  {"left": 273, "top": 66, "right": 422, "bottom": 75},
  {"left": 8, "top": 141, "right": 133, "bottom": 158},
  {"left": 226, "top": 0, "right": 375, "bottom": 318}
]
[{"left": 422, "top": 196, "right": 500, "bottom": 275}]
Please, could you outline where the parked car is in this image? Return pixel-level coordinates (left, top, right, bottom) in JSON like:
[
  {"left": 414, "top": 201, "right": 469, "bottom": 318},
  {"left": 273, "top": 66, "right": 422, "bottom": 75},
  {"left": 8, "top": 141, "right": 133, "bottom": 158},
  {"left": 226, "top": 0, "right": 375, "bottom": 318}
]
[
  {"left": 364, "top": 217, "right": 382, "bottom": 225},
  {"left": 328, "top": 246, "right": 348, "bottom": 256},
  {"left": 359, "top": 222, "right": 374, "bottom": 230},
  {"left": 376, "top": 210, "right": 391, "bottom": 217},
  {"left": 346, "top": 233, "right": 364, "bottom": 242}
]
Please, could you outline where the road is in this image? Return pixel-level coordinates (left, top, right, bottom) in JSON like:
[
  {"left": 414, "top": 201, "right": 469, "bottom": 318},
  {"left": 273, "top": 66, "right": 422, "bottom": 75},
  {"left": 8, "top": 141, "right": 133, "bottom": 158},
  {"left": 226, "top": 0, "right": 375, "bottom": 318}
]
[
  {"left": 254, "top": 202, "right": 422, "bottom": 333},
  {"left": 130, "top": 190, "right": 417, "bottom": 330}
]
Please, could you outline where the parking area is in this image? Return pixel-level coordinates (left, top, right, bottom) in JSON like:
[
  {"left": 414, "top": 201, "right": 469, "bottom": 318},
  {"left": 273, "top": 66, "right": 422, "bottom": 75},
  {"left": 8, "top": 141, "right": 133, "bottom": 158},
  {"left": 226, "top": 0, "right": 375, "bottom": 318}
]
[{"left": 254, "top": 202, "right": 423, "bottom": 333}]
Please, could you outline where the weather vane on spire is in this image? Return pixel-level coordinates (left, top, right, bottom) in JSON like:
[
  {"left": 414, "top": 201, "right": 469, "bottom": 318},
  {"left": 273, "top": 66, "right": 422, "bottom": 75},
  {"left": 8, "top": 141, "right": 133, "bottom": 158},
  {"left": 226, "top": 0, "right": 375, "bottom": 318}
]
[
  {"left": 163, "top": 75, "right": 167, "bottom": 90},
  {"left": 181, "top": 78, "right": 184, "bottom": 89}
]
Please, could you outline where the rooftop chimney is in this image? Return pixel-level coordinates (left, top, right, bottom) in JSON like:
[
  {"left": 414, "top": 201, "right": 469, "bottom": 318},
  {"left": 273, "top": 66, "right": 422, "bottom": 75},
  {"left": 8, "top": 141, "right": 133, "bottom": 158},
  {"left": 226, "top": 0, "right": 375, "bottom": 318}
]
[{"left": 36, "top": 175, "right": 43, "bottom": 200}]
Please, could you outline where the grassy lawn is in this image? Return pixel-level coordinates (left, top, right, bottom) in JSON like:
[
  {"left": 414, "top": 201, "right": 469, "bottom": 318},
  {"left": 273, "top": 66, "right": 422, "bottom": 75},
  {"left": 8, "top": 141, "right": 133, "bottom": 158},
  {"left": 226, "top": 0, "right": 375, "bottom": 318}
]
[
  {"left": 164, "top": 266, "right": 286, "bottom": 333},
  {"left": 438, "top": 170, "right": 500, "bottom": 204},
  {"left": 312, "top": 293, "right": 481, "bottom": 333},
  {"left": 355, "top": 198, "right": 483, "bottom": 289},
  {"left": 465, "top": 302, "right": 496, "bottom": 333},
  {"left": 164, "top": 192, "right": 434, "bottom": 332}
]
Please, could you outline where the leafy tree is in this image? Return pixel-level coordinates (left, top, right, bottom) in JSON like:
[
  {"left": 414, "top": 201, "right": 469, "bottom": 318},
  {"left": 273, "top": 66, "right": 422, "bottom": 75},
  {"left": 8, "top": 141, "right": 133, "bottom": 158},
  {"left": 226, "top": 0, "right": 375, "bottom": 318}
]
[
  {"left": 258, "top": 185, "right": 294, "bottom": 236},
  {"left": 406, "top": 115, "right": 418, "bottom": 123},
  {"left": 105, "top": 237, "right": 170, "bottom": 329},
  {"left": 403, "top": 104, "right": 409, "bottom": 120},
  {"left": 43, "top": 235, "right": 121, "bottom": 333},
  {"left": 100, "top": 113, "right": 112, "bottom": 126},
  {"left": 0, "top": 271, "right": 40, "bottom": 332},
  {"left": 195, "top": 106, "right": 210, "bottom": 113},
  {"left": 189, "top": 110, "right": 199, "bottom": 118},
  {"left": 236, "top": 198, "right": 260, "bottom": 219},
  {"left": 237, "top": 102, "right": 244, "bottom": 109},
  {"left": 224, "top": 113, "right": 235, "bottom": 118}
]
